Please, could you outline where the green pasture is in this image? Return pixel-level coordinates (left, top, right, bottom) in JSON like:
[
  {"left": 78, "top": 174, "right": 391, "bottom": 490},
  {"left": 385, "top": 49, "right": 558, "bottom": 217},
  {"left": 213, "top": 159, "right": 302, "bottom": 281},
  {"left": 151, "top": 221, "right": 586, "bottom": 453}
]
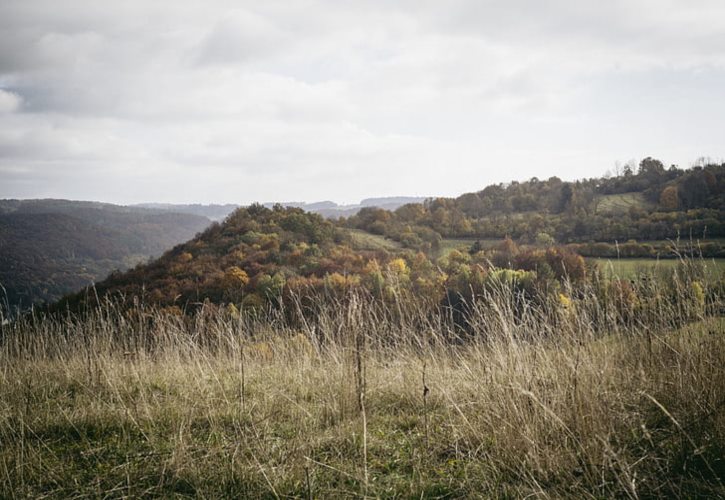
[
  {"left": 348, "top": 229, "right": 401, "bottom": 251},
  {"left": 589, "top": 257, "right": 725, "bottom": 281},
  {"left": 595, "top": 192, "right": 654, "bottom": 214}
]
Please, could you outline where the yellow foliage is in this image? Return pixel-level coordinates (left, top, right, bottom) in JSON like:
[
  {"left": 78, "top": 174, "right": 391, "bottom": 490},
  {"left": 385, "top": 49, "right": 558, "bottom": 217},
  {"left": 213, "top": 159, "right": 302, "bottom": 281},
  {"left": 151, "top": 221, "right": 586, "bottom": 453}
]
[
  {"left": 325, "top": 272, "right": 358, "bottom": 291},
  {"left": 558, "top": 293, "right": 572, "bottom": 309},
  {"left": 387, "top": 258, "right": 409, "bottom": 275},
  {"left": 224, "top": 266, "right": 249, "bottom": 288}
]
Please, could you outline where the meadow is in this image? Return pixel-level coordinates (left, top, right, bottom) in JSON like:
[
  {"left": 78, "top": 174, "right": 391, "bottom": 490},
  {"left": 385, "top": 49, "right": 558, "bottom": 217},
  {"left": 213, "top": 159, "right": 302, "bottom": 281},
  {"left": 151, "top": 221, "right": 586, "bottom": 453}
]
[
  {"left": 590, "top": 257, "right": 725, "bottom": 280},
  {"left": 1, "top": 265, "right": 723, "bottom": 498}
]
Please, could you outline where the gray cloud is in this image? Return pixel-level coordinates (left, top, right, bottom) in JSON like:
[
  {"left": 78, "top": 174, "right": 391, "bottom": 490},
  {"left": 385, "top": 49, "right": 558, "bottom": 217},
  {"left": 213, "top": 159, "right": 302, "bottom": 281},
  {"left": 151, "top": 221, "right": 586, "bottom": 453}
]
[{"left": 1, "top": 0, "right": 724, "bottom": 204}]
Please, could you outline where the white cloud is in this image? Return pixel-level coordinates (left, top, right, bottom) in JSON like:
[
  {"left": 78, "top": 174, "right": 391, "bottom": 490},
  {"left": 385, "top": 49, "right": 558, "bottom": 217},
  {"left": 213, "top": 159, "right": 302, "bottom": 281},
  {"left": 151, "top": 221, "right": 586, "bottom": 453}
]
[
  {"left": 0, "top": 0, "right": 724, "bottom": 204},
  {"left": 0, "top": 89, "right": 21, "bottom": 113}
]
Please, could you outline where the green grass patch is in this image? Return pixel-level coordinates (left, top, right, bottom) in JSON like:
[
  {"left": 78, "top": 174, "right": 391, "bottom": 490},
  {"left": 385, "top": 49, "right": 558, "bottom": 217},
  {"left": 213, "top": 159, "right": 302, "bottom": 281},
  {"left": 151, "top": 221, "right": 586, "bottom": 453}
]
[
  {"left": 589, "top": 257, "right": 725, "bottom": 280},
  {"left": 348, "top": 229, "right": 401, "bottom": 251},
  {"left": 595, "top": 192, "right": 654, "bottom": 214}
]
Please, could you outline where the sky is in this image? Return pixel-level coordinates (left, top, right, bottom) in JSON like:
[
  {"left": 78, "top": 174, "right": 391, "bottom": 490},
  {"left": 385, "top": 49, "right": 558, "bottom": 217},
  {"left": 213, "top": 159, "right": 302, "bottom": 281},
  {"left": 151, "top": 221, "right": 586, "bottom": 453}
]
[{"left": 1, "top": 0, "right": 724, "bottom": 205}]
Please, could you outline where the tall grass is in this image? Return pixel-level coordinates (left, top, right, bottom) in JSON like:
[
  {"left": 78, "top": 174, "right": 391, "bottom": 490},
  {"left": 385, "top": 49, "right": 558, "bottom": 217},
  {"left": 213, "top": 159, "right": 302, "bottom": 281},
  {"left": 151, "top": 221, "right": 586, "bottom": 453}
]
[{"left": 1, "top": 265, "right": 723, "bottom": 497}]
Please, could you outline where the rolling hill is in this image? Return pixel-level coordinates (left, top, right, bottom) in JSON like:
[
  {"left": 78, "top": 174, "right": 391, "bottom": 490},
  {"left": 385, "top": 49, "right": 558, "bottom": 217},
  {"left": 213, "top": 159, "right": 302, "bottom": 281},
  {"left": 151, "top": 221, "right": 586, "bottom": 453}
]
[{"left": 0, "top": 200, "right": 211, "bottom": 308}]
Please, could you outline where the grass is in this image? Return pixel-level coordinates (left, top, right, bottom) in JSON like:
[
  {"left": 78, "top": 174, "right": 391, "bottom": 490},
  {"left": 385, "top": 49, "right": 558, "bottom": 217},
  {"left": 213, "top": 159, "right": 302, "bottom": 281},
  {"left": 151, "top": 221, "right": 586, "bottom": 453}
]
[
  {"left": 595, "top": 192, "right": 654, "bottom": 214},
  {"left": 348, "top": 229, "right": 401, "bottom": 251},
  {"left": 590, "top": 257, "right": 725, "bottom": 281},
  {"left": 1, "top": 271, "right": 724, "bottom": 498}
]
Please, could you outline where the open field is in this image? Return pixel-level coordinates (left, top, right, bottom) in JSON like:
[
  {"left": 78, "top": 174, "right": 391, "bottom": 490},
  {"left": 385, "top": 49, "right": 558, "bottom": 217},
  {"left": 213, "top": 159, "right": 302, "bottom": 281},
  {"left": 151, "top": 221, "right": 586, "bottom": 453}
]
[
  {"left": 595, "top": 192, "right": 654, "bottom": 214},
  {"left": 590, "top": 257, "right": 725, "bottom": 280},
  {"left": 348, "top": 229, "right": 401, "bottom": 251},
  {"left": 1, "top": 277, "right": 723, "bottom": 498}
]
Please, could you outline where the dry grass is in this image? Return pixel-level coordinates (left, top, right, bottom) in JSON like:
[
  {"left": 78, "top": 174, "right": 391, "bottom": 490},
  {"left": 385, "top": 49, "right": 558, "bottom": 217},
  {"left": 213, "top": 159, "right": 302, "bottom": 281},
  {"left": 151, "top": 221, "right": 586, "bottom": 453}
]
[{"left": 1, "top": 279, "right": 724, "bottom": 498}]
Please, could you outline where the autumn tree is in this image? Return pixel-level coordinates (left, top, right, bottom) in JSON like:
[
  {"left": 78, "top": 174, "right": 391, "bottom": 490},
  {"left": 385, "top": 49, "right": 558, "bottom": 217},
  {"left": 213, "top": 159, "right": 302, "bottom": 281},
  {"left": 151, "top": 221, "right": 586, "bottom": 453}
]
[{"left": 659, "top": 185, "right": 679, "bottom": 210}]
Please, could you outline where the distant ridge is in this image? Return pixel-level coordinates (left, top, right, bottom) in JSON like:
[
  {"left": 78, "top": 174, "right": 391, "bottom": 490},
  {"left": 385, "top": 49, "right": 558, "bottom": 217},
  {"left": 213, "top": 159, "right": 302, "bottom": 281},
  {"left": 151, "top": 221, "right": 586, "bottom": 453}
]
[
  {"left": 133, "top": 197, "right": 430, "bottom": 220},
  {"left": 0, "top": 199, "right": 211, "bottom": 308}
]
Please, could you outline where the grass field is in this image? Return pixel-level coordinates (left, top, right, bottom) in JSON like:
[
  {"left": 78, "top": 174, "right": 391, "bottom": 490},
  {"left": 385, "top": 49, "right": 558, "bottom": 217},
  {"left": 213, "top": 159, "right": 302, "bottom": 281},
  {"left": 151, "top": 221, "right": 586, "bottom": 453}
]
[
  {"left": 348, "top": 229, "right": 401, "bottom": 251},
  {"left": 590, "top": 257, "right": 725, "bottom": 280},
  {"left": 1, "top": 277, "right": 723, "bottom": 498},
  {"left": 595, "top": 192, "right": 654, "bottom": 214}
]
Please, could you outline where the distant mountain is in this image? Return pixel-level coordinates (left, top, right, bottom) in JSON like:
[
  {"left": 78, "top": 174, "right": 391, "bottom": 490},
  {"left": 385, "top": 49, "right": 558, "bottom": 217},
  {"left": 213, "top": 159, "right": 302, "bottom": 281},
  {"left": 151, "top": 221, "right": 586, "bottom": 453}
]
[
  {"left": 263, "top": 197, "right": 429, "bottom": 218},
  {"left": 0, "top": 200, "right": 211, "bottom": 308},
  {"left": 132, "top": 203, "right": 240, "bottom": 221},
  {"left": 360, "top": 197, "right": 429, "bottom": 208},
  {"left": 135, "top": 197, "right": 430, "bottom": 221}
]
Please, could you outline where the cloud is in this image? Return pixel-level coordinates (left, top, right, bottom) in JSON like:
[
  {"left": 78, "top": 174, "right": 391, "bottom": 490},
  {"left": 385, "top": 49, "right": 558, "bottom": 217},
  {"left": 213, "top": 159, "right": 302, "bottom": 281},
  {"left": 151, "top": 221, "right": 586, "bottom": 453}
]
[
  {"left": 0, "top": 0, "right": 724, "bottom": 204},
  {"left": 0, "top": 89, "right": 21, "bottom": 113}
]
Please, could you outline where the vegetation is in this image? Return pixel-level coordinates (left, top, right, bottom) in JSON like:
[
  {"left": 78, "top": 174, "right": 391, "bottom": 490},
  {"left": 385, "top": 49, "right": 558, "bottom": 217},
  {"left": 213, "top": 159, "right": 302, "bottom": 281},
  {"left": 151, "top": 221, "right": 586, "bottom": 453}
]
[
  {"left": 52, "top": 204, "right": 600, "bottom": 320},
  {"left": 0, "top": 200, "right": 210, "bottom": 307},
  {"left": 346, "top": 160, "right": 725, "bottom": 252},
  {"left": 2, "top": 158, "right": 724, "bottom": 497},
  {"left": 2, "top": 262, "right": 723, "bottom": 497}
]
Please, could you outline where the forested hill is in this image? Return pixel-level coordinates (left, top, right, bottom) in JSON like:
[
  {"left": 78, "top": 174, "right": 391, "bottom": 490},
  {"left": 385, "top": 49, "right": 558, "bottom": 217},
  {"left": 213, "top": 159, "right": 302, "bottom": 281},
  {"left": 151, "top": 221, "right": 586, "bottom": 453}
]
[
  {"left": 55, "top": 203, "right": 589, "bottom": 315},
  {"left": 0, "top": 200, "right": 211, "bottom": 308},
  {"left": 346, "top": 159, "right": 724, "bottom": 253},
  {"left": 28, "top": 157, "right": 725, "bottom": 315}
]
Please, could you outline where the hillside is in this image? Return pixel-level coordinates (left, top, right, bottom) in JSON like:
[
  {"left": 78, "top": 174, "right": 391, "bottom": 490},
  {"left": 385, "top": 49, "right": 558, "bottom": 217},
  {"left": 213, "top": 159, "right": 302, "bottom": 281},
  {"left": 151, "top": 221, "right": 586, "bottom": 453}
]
[
  {"left": 346, "top": 159, "right": 725, "bottom": 254},
  {"left": 57, "top": 205, "right": 394, "bottom": 312},
  {"left": 56, "top": 203, "right": 595, "bottom": 318},
  {"left": 0, "top": 201, "right": 210, "bottom": 307},
  {"left": 51, "top": 159, "right": 725, "bottom": 314}
]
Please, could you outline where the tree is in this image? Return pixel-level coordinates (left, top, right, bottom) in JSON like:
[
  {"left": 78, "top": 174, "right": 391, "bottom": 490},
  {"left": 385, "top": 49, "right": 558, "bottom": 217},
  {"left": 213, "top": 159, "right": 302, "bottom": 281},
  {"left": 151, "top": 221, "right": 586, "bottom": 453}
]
[
  {"left": 224, "top": 266, "right": 249, "bottom": 288},
  {"left": 535, "top": 232, "right": 555, "bottom": 246},
  {"left": 638, "top": 157, "right": 665, "bottom": 176},
  {"left": 558, "top": 184, "right": 574, "bottom": 213},
  {"left": 659, "top": 186, "right": 679, "bottom": 210}
]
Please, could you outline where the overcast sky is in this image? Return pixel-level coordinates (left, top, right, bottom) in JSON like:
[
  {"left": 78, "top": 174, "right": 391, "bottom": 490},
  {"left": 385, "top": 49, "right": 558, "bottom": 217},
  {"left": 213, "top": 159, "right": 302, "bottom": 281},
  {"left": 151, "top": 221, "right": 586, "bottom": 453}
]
[{"left": 1, "top": 0, "right": 724, "bottom": 205}]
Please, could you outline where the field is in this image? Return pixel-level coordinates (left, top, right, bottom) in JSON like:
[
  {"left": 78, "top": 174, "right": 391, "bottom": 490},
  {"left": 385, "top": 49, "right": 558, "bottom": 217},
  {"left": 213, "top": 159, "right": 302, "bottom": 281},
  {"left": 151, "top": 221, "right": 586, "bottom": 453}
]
[
  {"left": 1, "top": 275, "right": 724, "bottom": 498},
  {"left": 348, "top": 229, "right": 401, "bottom": 251},
  {"left": 595, "top": 192, "right": 654, "bottom": 214},
  {"left": 590, "top": 257, "right": 725, "bottom": 280}
]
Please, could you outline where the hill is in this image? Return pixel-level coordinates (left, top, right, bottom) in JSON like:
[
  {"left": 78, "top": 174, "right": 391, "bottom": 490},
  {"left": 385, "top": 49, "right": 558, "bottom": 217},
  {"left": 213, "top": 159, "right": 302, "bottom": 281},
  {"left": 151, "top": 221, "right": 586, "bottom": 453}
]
[
  {"left": 0, "top": 200, "right": 210, "bottom": 308},
  {"left": 52, "top": 158, "right": 725, "bottom": 314},
  {"left": 346, "top": 159, "right": 725, "bottom": 254},
  {"left": 57, "top": 205, "right": 395, "bottom": 312},
  {"left": 56, "top": 203, "right": 593, "bottom": 317}
]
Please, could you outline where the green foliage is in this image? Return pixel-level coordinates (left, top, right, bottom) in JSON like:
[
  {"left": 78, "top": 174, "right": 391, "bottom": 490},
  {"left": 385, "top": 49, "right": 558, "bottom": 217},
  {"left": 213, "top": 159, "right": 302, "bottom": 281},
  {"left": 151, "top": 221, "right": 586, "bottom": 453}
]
[{"left": 346, "top": 162, "right": 725, "bottom": 249}]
